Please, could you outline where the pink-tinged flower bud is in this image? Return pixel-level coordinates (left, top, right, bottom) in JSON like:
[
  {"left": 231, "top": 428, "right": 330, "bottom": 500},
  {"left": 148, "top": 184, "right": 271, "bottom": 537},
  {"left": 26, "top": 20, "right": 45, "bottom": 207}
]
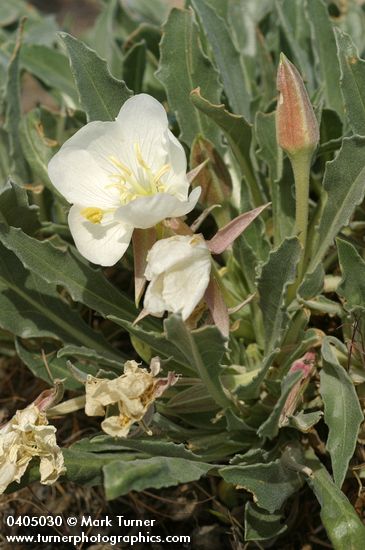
[
  {"left": 276, "top": 54, "right": 319, "bottom": 158},
  {"left": 279, "top": 351, "right": 316, "bottom": 427}
]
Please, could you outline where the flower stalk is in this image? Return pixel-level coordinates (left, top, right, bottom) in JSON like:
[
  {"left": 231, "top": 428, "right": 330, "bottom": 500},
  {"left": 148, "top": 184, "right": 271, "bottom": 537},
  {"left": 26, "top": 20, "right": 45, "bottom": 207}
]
[{"left": 276, "top": 53, "right": 319, "bottom": 286}]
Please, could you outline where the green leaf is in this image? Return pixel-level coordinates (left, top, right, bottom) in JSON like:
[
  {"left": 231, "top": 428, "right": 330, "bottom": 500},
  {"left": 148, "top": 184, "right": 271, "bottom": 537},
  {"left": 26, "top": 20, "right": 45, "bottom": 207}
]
[
  {"left": 0, "top": 180, "right": 39, "bottom": 234},
  {"left": 86, "top": 0, "right": 123, "bottom": 78},
  {"left": 107, "top": 316, "right": 187, "bottom": 368},
  {"left": 0, "top": 130, "right": 11, "bottom": 183},
  {"left": 103, "top": 456, "right": 212, "bottom": 499},
  {"left": 305, "top": 0, "right": 343, "bottom": 115},
  {"left": 15, "top": 339, "right": 98, "bottom": 390},
  {"left": 165, "top": 383, "right": 218, "bottom": 414},
  {"left": 0, "top": 242, "right": 117, "bottom": 353},
  {"left": 19, "top": 110, "right": 63, "bottom": 196},
  {"left": 57, "top": 344, "right": 124, "bottom": 369},
  {"left": 337, "top": 238, "right": 365, "bottom": 312},
  {"left": 164, "top": 315, "right": 230, "bottom": 409},
  {"left": 335, "top": 29, "right": 365, "bottom": 136},
  {"left": 298, "top": 263, "right": 324, "bottom": 300},
  {"left": 220, "top": 455, "right": 303, "bottom": 513},
  {"left": 192, "top": 0, "right": 251, "bottom": 120},
  {"left": 306, "top": 449, "right": 365, "bottom": 549},
  {"left": 257, "top": 370, "right": 302, "bottom": 440},
  {"left": 276, "top": 0, "right": 315, "bottom": 91},
  {"left": 122, "top": 0, "right": 170, "bottom": 26},
  {"left": 63, "top": 449, "right": 135, "bottom": 487},
  {"left": 190, "top": 89, "right": 263, "bottom": 206},
  {"left": 156, "top": 8, "right": 222, "bottom": 146},
  {"left": 235, "top": 350, "right": 278, "bottom": 401},
  {"left": 0, "top": 224, "right": 141, "bottom": 324},
  {"left": 72, "top": 436, "right": 202, "bottom": 460},
  {"left": 4, "top": 23, "right": 29, "bottom": 181},
  {"left": 60, "top": 32, "right": 132, "bottom": 122},
  {"left": 0, "top": 0, "right": 31, "bottom": 27},
  {"left": 258, "top": 237, "right": 301, "bottom": 353},
  {"left": 22, "top": 15, "right": 59, "bottom": 47},
  {"left": 255, "top": 111, "right": 281, "bottom": 182},
  {"left": 320, "top": 337, "right": 363, "bottom": 487},
  {"left": 309, "top": 136, "right": 365, "bottom": 271},
  {"left": 122, "top": 40, "right": 146, "bottom": 94},
  {"left": 20, "top": 43, "right": 79, "bottom": 107},
  {"left": 244, "top": 502, "right": 287, "bottom": 541},
  {"left": 288, "top": 410, "right": 323, "bottom": 432}
]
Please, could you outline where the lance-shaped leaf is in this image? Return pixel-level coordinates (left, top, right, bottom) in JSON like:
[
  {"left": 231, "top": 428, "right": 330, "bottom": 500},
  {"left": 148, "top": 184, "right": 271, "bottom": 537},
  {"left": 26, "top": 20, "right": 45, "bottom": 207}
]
[
  {"left": 335, "top": 29, "right": 365, "bottom": 136},
  {"left": 20, "top": 43, "right": 79, "bottom": 108},
  {"left": 258, "top": 237, "right": 301, "bottom": 353},
  {"left": 305, "top": 449, "right": 365, "bottom": 549},
  {"left": 337, "top": 238, "right": 365, "bottom": 312},
  {"left": 15, "top": 339, "right": 100, "bottom": 391},
  {"left": 156, "top": 8, "right": 222, "bottom": 146},
  {"left": 190, "top": 137, "right": 232, "bottom": 216},
  {"left": 0, "top": 223, "right": 155, "bottom": 329},
  {"left": 276, "top": 0, "right": 314, "bottom": 91},
  {"left": 60, "top": 32, "right": 132, "bottom": 122},
  {"left": 0, "top": 179, "right": 39, "bottom": 234},
  {"left": 165, "top": 315, "right": 230, "bottom": 409},
  {"left": 257, "top": 369, "right": 303, "bottom": 440},
  {"left": 207, "top": 203, "right": 269, "bottom": 255},
  {"left": 19, "top": 110, "right": 64, "bottom": 198},
  {"left": 103, "top": 456, "right": 213, "bottom": 500},
  {"left": 4, "top": 20, "right": 29, "bottom": 181},
  {"left": 309, "top": 135, "right": 365, "bottom": 271},
  {"left": 220, "top": 454, "right": 303, "bottom": 513},
  {"left": 0, "top": 242, "right": 118, "bottom": 355},
  {"left": 192, "top": 0, "right": 252, "bottom": 119},
  {"left": 305, "top": 0, "right": 344, "bottom": 116},
  {"left": 190, "top": 89, "right": 263, "bottom": 206},
  {"left": 255, "top": 111, "right": 281, "bottom": 182},
  {"left": 320, "top": 337, "right": 363, "bottom": 488},
  {"left": 245, "top": 502, "right": 287, "bottom": 542}
]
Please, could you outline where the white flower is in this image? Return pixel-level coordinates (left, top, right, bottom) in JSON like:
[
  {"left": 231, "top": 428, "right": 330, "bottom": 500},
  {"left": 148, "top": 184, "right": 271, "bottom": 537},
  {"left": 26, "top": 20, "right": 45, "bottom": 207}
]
[
  {"left": 85, "top": 359, "right": 177, "bottom": 437},
  {"left": 143, "top": 234, "right": 212, "bottom": 321},
  {"left": 0, "top": 404, "right": 65, "bottom": 494},
  {"left": 48, "top": 94, "right": 200, "bottom": 266}
]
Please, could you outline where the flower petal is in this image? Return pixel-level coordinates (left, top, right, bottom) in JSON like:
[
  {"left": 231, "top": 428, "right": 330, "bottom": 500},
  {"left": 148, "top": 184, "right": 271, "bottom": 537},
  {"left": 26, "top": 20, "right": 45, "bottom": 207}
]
[
  {"left": 68, "top": 205, "right": 133, "bottom": 266},
  {"left": 143, "top": 234, "right": 212, "bottom": 320},
  {"left": 143, "top": 275, "right": 168, "bottom": 317},
  {"left": 116, "top": 94, "right": 167, "bottom": 158},
  {"left": 161, "top": 256, "right": 211, "bottom": 320},
  {"left": 144, "top": 234, "right": 209, "bottom": 279},
  {"left": 114, "top": 187, "right": 201, "bottom": 229},
  {"left": 116, "top": 94, "right": 190, "bottom": 196},
  {"left": 48, "top": 121, "right": 124, "bottom": 207}
]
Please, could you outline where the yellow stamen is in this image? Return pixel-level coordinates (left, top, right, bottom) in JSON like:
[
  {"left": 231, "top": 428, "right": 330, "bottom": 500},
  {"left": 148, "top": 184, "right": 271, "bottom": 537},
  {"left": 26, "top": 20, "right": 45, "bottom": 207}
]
[
  {"left": 109, "top": 156, "right": 132, "bottom": 177},
  {"left": 152, "top": 164, "right": 170, "bottom": 186},
  {"left": 81, "top": 207, "right": 104, "bottom": 224},
  {"left": 134, "top": 143, "right": 150, "bottom": 171}
]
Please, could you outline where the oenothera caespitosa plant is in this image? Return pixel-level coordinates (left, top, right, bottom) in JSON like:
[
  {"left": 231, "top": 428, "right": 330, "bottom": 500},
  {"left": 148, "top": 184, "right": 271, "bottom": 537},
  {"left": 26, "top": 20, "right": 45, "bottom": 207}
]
[{"left": 0, "top": 1, "right": 365, "bottom": 547}]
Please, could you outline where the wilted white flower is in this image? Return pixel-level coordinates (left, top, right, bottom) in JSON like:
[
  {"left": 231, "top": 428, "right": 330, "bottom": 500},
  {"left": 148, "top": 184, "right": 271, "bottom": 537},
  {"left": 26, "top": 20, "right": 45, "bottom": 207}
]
[
  {"left": 48, "top": 94, "right": 200, "bottom": 266},
  {"left": 85, "top": 359, "right": 177, "bottom": 437},
  {"left": 0, "top": 404, "right": 65, "bottom": 494},
  {"left": 143, "top": 234, "right": 212, "bottom": 321}
]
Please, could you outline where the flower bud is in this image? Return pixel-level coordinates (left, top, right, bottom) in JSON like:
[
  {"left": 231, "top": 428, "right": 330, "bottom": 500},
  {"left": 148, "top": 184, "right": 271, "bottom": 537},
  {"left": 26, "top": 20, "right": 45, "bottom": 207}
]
[
  {"left": 276, "top": 54, "right": 319, "bottom": 157},
  {"left": 279, "top": 351, "right": 316, "bottom": 427},
  {"left": 143, "top": 234, "right": 212, "bottom": 321}
]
